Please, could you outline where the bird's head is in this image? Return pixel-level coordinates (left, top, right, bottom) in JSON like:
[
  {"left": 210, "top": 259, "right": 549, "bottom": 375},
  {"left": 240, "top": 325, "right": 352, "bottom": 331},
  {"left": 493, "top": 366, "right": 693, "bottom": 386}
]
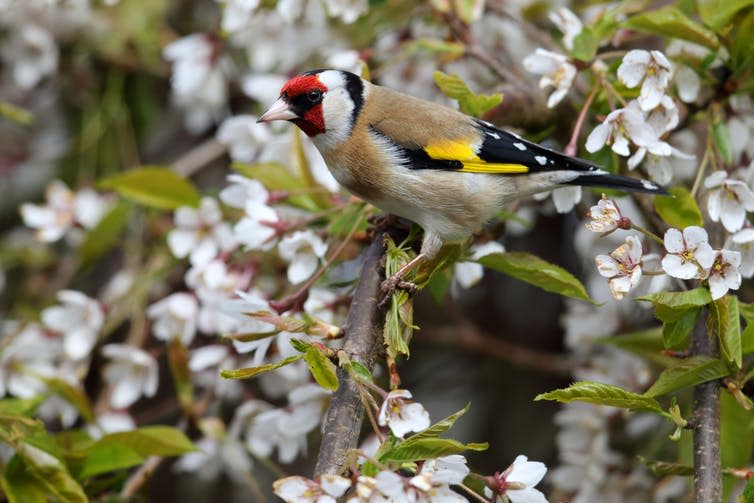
[{"left": 258, "top": 69, "right": 365, "bottom": 145}]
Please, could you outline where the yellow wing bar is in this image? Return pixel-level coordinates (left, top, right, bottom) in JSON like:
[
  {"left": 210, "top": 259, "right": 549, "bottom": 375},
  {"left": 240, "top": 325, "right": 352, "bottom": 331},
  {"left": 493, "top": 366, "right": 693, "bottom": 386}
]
[
  {"left": 424, "top": 139, "right": 530, "bottom": 174},
  {"left": 458, "top": 161, "right": 529, "bottom": 174}
]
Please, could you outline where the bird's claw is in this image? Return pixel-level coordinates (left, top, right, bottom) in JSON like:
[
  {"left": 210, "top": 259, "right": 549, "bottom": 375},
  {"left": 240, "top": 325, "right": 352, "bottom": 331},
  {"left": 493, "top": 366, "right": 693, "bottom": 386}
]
[{"left": 378, "top": 276, "right": 418, "bottom": 308}]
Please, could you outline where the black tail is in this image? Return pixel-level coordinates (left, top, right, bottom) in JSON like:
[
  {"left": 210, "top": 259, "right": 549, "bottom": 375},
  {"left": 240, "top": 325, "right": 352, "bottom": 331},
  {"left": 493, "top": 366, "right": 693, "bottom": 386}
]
[{"left": 564, "top": 172, "right": 668, "bottom": 195}]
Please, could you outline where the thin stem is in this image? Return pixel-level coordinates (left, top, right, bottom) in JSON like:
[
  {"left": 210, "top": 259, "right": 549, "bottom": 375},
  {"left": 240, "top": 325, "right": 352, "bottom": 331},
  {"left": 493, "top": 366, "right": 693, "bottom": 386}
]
[
  {"left": 690, "top": 147, "right": 711, "bottom": 198},
  {"left": 565, "top": 83, "right": 600, "bottom": 157},
  {"left": 630, "top": 223, "right": 665, "bottom": 246},
  {"left": 459, "top": 483, "right": 490, "bottom": 503}
]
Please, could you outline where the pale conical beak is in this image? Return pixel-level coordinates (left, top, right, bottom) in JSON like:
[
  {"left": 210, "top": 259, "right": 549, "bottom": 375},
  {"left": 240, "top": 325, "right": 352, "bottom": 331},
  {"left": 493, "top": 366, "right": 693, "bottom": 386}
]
[{"left": 257, "top": 98, "right": 299, "bottom": 123}]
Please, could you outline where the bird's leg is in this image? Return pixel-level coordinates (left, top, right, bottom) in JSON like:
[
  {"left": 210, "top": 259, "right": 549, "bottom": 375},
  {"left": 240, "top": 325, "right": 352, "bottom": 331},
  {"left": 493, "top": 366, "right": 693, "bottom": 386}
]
[{"left": 379, "top": 253, "right": 426, "bottom": 307}]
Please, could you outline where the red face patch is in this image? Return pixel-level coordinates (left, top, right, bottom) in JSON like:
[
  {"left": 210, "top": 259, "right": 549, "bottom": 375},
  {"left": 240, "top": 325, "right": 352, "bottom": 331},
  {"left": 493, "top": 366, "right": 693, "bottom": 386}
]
[{"left": 280, "top": 74, "right": 327, "bottom": 137}]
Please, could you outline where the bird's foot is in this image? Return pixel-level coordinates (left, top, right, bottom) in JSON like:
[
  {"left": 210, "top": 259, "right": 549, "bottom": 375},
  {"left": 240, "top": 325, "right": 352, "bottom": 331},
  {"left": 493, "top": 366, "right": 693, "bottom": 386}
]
[{"left": 378, "top": 275, "right": 418, "bottom": 308}]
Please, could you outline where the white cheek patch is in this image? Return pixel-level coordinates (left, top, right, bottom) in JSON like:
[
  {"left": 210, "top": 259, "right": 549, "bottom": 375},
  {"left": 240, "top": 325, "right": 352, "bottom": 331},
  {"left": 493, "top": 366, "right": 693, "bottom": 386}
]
[{"left": 319, "top": 91, "right": 355, "bottom": 149}]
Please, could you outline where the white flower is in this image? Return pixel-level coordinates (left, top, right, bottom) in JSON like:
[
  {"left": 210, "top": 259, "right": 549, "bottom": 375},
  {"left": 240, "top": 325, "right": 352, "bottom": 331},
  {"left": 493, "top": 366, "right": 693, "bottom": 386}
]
[
  {"left": 221, "top": 290, "right": 277, "bottom": 360},
  {"left": 585, "top": 195, "right": 627, "bottom": 233},
  {"left": 86, "top": 412, "right": 136, "bottom": 440},
  {"left": 186, "top": 260, "right": 247, "bottom": 335},
  {"left": 146, "top": 292, "right": 198, "bottom": 345},
  {"left": 675, "top": 65, "right": 700, "bottom": 103},
  {"left": 101, "top": 344, "right": 159, "bottom": 409},
  {"left": 173, "top": 430, "right": 252, "bottom": 483},
  {"left": 617, "top": 50, "right": 673, "bottom": 111},
  {"left": 408, "top": 455, "right": 470, "bottom": 502},
  {"left": 273, "top": 474, "right": 351, "bottom": 503},
  {"left": 242, "top": 73, "right": 289, "bottom": 107},
  {"left": 41, "top": 290, "right": 104, "bottom": 360},
  {"left": 595, "top": 235, "right": 644, "bottom": 300},
  {"left": 500, "top": 455, "right": 549, "bottom": 503},
  {"left": 216, "top": 115, "right": 271, "bottom": 163},
  {"left": 163, "top": 33, "right": 229, "bottom": 133},
  {"left": 220, "top": 174, "right": 269, "bottom": 209},
  {"left": 0, "top": 323, "right": 61, "bottom": 399},
  {"left": 377, "top": 389, "right": 431, "bottom": 438},
  {"left": 455, "top": 241, "right": 505, "bottom": 289},
  {"left": 704, "top": 171, "right": 754, "bottom": 232},
  {"left": 549, "top": 7, "right": 583, "bottom": 51},
  {"left": 4, "top": 24, "right": 58, "bottom": 90},
  {"left": 661, "top": 227, "right": 715, "bottom": 279},
  {"left": 326, "top": 49, "right": 365, "bottom": 75},
  {"left": 167, "top": 197, "right": 236, "bottom": 266},
  {"left": 216, "top": 0, "right": 260, "bottom": 34},
  {"left": 729, "top": 228, "right": 754, "bottom": 278},
  {"left": 523, "top": 49, "right": 577, "bottom": 108},
  {"left": 586, "top": 101, "right": 671, "bottom": 159},
  {"left": 189, "top": 345, "right": 242, "bottom": 400},
  {"left": 20, "top": 180, "right": 110, "bottom": 242},
  {"left": 278, "top": 230, "right": 328, "bottom": 284},
  {"left": 233, "top": 200, "right": 280, "bottom": 251},
  {"left": 708, "top": 249, "right": 742, "bottom": 300},
  {"left": 322, "top": 0, "right": 368, "bottom": 23}
]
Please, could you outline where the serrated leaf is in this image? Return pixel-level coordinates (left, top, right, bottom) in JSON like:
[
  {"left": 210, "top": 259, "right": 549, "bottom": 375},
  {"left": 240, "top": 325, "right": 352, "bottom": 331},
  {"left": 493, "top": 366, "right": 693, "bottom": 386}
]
[
  {"left": 380, "top": 437, "right": 487, "bottom": 463},
  {"left": 99, "top": 166, "right": 200, "bottom": 210},
  {"left": 303, "top": 346, "right": 339, "bottom": 391},
  {"left": 625, "top": 6, "right": 719, "bottom": 49},
  {"left": 432, "top": 71, "right": 502, "bottom": 118},
  {"left": 289, "top": 338, "right": 312, "bottom": 353},
  {"left": 535, "top": 381, "right": 664, "bottom": 414},
  {"left": 79, "top": 201, "right": 130, "bottom": 266},
  {"left": 220, "top": 355, "right": 303, "bottom": 379},
  {"left": 644, "top": 356, "right": 730, "bottom": 397},
  {"left": 697, "top": 0, "right": 754, "bottom": 30},
  {"left": 401, "top": 404, "right": 470, "bottom": 446},
  {"left": 654, "top": 187, "right": 703, "bottom": 229},
  {"left": 479, "top": 252, "right": 593, "bottom": 303},
  {"left": 637, "top": 288, "right": 712, "bottom": 310},
  {"left": 658, "top": 307, "right": 700, "bottom": 349},
  {"left": 638, "top": 456, "right": 694, "bottom": 476},
  {"left": 713, "top": 122, "right": 733, "bottom": 164},
  {"left": 711, "top": 295, "right": 742, "bottom": 368}
]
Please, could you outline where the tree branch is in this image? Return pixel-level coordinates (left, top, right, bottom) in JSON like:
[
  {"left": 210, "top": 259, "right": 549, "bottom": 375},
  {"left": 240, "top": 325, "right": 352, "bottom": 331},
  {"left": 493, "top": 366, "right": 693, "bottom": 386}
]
[
  {"left": 691, "top": 308, "right": 721, "bottom": 503},
  {"left": 314, "top": 232, "right": 387, "bottom": 476}
]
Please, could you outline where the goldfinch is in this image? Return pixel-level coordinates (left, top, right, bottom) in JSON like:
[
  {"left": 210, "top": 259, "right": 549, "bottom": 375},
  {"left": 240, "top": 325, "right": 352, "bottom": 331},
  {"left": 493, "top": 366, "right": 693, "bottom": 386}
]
[{"left": 258, "top": 69, "right": 665, "bottom": 292}]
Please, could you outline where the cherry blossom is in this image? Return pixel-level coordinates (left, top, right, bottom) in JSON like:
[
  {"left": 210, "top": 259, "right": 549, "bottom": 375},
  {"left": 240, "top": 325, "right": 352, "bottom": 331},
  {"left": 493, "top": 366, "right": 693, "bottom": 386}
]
[
  {"left": 585, "top": 195, "right": 629, "bottom": 234},
  {"left": 146, "top": 292, "right": 198, "bottom": 345},
  {"left": 409, "top": 455, "right": 470, "bottom": 502},
  {"left": 220, "top": 173, "right": 270, "bottom": 209},
  {"left": 274, "top": 474, "right": 351, "bottom": 503},
  {"left": 185, "top": 260, "right": 247, "bottom": 335},
  {"left": 661, "top": 227, "right": 715, "bottom": 280},
  {"left": 485, "top": 455, "right": 549, "bottom": 503},
  {"left": 216, "top": 0, "right": 260, "bottom": 34},
  {"left": 377, "top": 389, "right": 431, "bottom": 438},
  {"left": 20, "top": 180, "right": 110, "bottom": 242},
  {"left": 533, "top": 185, "right": 583, "bottom": 214},
  {"left": 173, "top": 421, "right": 252, "bottom": 483},
  {"left": 41, "top": 290, "right": 104, "bottom": 360},
  {"left": 523, "top": 48, "right": 576, "bottom": 108},
  {"left": 241, "top": 73, "right": 289, "bottom": 108},
  {"left": 586, "top": 102, "right": 671, "bottom": 161},
  {"left": 216, "top": 115, "right": 271, "bottom": 163},
  {"left": 86, "top": 412, "right": 136, "bottom": 440},
  {"left": 704, "top": 171, "right": 754, "bottom": 232},
  {"left": 3, "top": 23, "right": 58, "bottom": 89},
  {"left": 0, "top": 323, "right": 61, "bottom": 399},
  {"left": 549, "top": 7, "right": 583, "bottom": 51},
  {"left": 595, "top": 235, "right": 644, "bottom": 300},
  {"left": 454, "top": 241, "right": 505, "bottom": 289},
  {"left": 322, "top": 0, "right": 368, "bottom": 24},
  {"left": 675, "top": 65, "right": 701, "bottom": 103},
  {"left": 101, "top": 344, "right": 159, "bottom": 409},
  {"left": 189, "top": 345, "right": 242, "bottom": 400},
  {"left": 278, "top": 230, "right": 328, "bottom": 284},
  {"left": 167, "top": 197, "right": 236, "bottom": 267},
  {"left": 617, "top": 50, "right": 673, "bottom": 111},
  {"left": 708, "top": 249, "right": 742, "bottom": 300},
  {"left": 729, "top": 228, "right": 754, "bottom": 278},
  {"left": 233, "top": 200, "right": 280, "bottom": 251}
]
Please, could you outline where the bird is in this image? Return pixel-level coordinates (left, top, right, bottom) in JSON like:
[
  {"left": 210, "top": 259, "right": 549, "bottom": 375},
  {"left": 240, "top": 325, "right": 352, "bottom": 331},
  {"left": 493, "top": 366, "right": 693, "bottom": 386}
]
[{"left": 257, "top": 69, "right": 666, "bottom": 297}]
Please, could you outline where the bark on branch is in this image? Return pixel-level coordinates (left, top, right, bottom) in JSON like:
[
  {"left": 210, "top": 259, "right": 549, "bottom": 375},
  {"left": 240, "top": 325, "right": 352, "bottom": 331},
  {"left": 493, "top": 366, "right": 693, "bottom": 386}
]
[
  {"left": 691, "top": 308, "right": 722, "bottom": 503},
  {"left": 314, "top": 232, "right": 387, "bottom": 476}
]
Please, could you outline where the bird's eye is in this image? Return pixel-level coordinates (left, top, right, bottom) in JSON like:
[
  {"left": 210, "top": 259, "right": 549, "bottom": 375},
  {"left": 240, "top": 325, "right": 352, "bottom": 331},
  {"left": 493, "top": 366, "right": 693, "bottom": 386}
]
[{"left": 307, "top": 90, "right": 322, "bottom": 103}]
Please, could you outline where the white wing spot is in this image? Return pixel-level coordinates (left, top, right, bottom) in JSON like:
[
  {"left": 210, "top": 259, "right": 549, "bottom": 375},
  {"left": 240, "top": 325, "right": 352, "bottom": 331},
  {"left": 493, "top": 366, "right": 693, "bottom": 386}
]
[
  {"left": 642, "top": 180, "right": 659, "bottom": 191},
  {"left": 487, "top": 131, "right": 501, "bottom": 139},
  {"left": 535, "top": 155, "right": 547, "bottom": 166},
  {"left": 513, "top": 142, "right": 526, "bottom": 151}
]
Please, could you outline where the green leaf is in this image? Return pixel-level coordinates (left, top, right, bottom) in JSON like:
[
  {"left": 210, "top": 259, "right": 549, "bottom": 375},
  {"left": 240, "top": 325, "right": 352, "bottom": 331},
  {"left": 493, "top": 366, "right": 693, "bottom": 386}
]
[
  {"left": 94, "top": 426, "right": 195, "bottom": 458},
  {"left": 625, "top": 6, "right": 719, "bottom": 49},
  {"left": 13, "top": 442, "right": 88, "bottom": 503},
  {"left": 38, "top": 377, "right": 94, "bottom": 423},
  {"left": 432, "top": 71, "right": 502, "bottom": 118},
  {"left": 78, "top": 201, "right": 130, "bottom": 266},
  {"left": 654, "top": 187, "right": 703, "bottom": 229},
  {"left": 720, "top": 392, "right": 754, "bottom": 469},
  {"left": 713, "top": 122, "right": 733, "bottom": 165},
  {"left": 402, "top": 404, "right": 470, "bottom": 444},
  {"left": 289, "top": 338, "right": 312, "bottom": 353},
  {"left": 342, "top": 360, "right": 373, "bottom": 383},
  {"left": 479, "top": 252, "right": 593, "bottom": 303},
  {"left": 743, "top": 476, "right": 754, "bottom": 503},
  {"left": 0, "top": 101, "right": 33, "bottom": 125},
  {"left": 99, "top": 166, "right": 201, "bottom": 210},
  {"left": 425, "top": 268, "right": 452, "bottom": 304},
  {"left": 644, "top": 356, "right": 730, "bottom": 397},
  {"left": 220, "top": 355, "right": 303, "bottom": 379},
  {"left": 729, "top": 9, "right": 754, "bottom": 86},
  {"left": 570, "top": 27, "right": 597, "bottom": 61},
  {"left": 407, "top": 38, "right": 465, "bottom": 56},
  {"left": 697, "top": 0, "right": 754, "bottom": 30},
  {"left": 711, "top": 295, "right": 742, "bottom": 368},
  {"left": 741, "top": 302, "right": 754, "bottom": 354},
  {"left": 0, "top": 397, "right": 44, "bottom": 416},
  {"left": 78, "top": 442, "right": 144, "bottom": 479},
  {"left": 535, "top": 381, "right": 665, "bottom": 414},
  {"left": 658, "top": 306, "right": 700, "bottom": 349},
  {"left": 638, "top": 456, "right": 693, "bottom": 476},
  {"left": 637, "top": 287, "right": 712, "bottom": 310},
  {"left": 303, "top": 346, "right": 339, "bottom": 391},
  {"left": 380, "top": 437, "right": 487, "bottom": 463},
  {"left": 1, "top": 467, "right": 47, "bottom": 503},
  {"left": 232, "top": 162, "right": 322, "bottom": 212},
  {"left": 597, "top": 327, "right": 678, "bottom": 367}
]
